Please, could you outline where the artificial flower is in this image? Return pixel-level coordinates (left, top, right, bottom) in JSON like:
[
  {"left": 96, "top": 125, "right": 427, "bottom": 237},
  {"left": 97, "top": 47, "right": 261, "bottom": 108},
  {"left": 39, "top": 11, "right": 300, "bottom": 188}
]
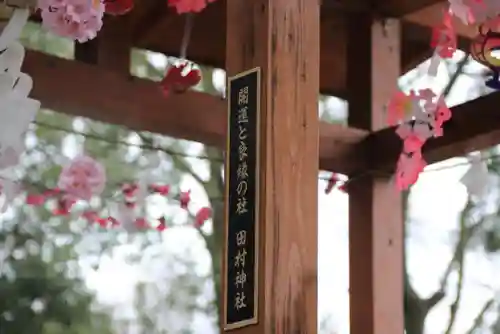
[
  {"left": 387, "top": 90, "right": 418, "bottom": 126},
  {"left": 52, "top": 195, "right": 76, "bottom": 215},
  {"left": 395, "top": 150, "right": 427, "bottom": 190},
  {"left": 160, "top": 62, "right": 201, "bottom": 96},
  {"left": 38, "top": 0, "right": 104, "bottom": 42},
  {"left": 179, "top": 190, "right": 190, "bottom": 209},
  {"left": 195, "top": 206, "right": 211, "bottom": 228},
  {"left": 57, "top": 154, "right": 106, "bottom": 201},
  {"left": 431, "top": 11, "right": 457, "bottom": 59},
  {"left": 167, "top": 0, "right": 216, "bottom": 14},
  {"left": 156, "top": 217, "right": 167, "bottom": 231}
]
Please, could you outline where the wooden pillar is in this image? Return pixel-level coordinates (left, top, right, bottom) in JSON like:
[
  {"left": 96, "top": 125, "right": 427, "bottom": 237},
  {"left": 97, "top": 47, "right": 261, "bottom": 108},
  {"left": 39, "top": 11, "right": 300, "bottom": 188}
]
[
  {"left": 222, "top": 0, "right": 319, "bottom": 333},
  {"left": 347, "top": 16, "right": 404, "bottom": 334}
]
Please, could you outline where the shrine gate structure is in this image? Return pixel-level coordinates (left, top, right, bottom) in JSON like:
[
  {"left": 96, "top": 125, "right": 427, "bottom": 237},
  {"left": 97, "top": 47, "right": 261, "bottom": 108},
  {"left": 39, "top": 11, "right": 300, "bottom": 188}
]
[{"left": 20, "top": 0, "right": 500, "bottom": 333}]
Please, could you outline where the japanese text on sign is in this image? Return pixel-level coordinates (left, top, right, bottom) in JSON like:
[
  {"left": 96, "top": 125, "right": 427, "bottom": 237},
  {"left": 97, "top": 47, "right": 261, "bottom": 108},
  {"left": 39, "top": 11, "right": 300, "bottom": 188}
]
[{"left": 224, "top": 67, "right": 260, "bottom": 330}]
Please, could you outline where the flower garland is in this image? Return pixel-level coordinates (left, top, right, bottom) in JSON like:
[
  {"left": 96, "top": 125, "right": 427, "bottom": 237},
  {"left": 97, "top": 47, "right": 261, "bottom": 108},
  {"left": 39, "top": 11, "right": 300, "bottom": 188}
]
[
  {"left": 389, "top": 0, "right": 500, "bottom": 191},
  {"left": 33, "top": 0, "right": 208, "bottom": 93},
  {"left": 35, "top": 0, "right": 217, "bottom": 42},
  {"left": 0, "top": 154, "right": 213, "bottom": 231},
  {"left": 28, "top": 0, "right": 499, "bottom": 194}
]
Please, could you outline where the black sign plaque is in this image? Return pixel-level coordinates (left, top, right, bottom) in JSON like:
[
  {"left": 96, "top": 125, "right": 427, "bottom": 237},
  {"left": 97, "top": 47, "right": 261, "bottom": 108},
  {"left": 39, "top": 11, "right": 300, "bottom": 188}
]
[{"left": 223, "top": 67, "right": 261, "bottom": 331}]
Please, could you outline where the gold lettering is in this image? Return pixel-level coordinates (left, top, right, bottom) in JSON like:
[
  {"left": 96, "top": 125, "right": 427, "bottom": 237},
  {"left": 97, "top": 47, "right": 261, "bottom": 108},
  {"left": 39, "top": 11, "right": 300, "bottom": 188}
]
[{"left": 238, "top": 86, "right": 249, "bottom": 105}]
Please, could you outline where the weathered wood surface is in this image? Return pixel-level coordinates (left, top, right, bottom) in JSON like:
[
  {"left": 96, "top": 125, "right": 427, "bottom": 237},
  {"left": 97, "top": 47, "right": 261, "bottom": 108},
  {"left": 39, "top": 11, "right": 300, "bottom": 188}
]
[
  {"left": 23, "top": 48, "right": 500, "bottom": 174},
  {"left": 222, "top": 0, "right": 319, "bottom": 333},
  {"left": 22, "top": 49, "right": 367, "bottom": 174},
  {"left": 347, "top": 16, "right": 404, "bottom": 334}
]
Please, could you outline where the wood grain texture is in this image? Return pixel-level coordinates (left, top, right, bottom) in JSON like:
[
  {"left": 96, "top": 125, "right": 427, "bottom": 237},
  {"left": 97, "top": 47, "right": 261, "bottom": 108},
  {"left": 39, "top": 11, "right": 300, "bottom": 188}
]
[
  {"left": 23, "top": 48, "right": 500, "bottom": 176},
  {"left": 346, "top": 16, "right": 404, "bottom": 334},
  {"left": 22, "top": 50, "right": 366, "bottom": 174},
  {"left": 223, "top": 0, "right": 319, "bottom": 333},
  {"left": 133, "top": 0, "right": 437, "bottom": 98},
  {"left": 74, "top": 14, "right": 132, "bottom": 74}
]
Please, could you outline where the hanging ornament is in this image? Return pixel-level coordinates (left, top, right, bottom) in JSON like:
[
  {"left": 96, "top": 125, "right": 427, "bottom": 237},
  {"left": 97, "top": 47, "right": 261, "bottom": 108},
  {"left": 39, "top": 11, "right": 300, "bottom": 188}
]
[
  {"left": 57, "top": 155, "right": 106, "bottom": 201},
  {"left": 160, "top": 13, "right": 201, "bottom": 96},
  {"left": 194, "top": 206, "right": 211, "bottom": 228},
  {"left": 470, "top": 16, "right": 500, "bottom": 90},
  {"left": 0, "top": 41, "right": 39, "bottom": 170},
  {"left": 167, "top": 0, "right": 216, "bottom": 14},
  {"left": 160, "top": 62, "right": 201, "bottom": 95},
  {"left": 37, "top": 0, "right": 104, "bottom": 42},
  {"left": 460, "top": 155, "right": 489, "bottom": 199},
  {"left": 0, "top": 179, "right": 20, "bottom": 213},
  {"left": 428, "top": 11, "right": 457, "bottom": 77}
]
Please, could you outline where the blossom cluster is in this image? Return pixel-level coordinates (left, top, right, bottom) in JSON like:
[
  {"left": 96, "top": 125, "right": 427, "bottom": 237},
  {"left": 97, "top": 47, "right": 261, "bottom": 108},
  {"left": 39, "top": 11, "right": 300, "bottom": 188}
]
[
  {"left": 388, "top": 0, "right": 500, "bottom": 190},
  {"left": 36, "top": 0, "right": 217, "bottom": 42},
  {"left": 17, "top": 155, "right": 213, "bottom": 231}
]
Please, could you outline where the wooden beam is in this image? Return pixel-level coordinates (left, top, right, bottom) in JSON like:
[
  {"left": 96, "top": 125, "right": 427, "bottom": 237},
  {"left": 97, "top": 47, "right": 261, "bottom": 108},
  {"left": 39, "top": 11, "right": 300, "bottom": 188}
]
[
  {"left": 322, "top": 0, "right": 443, "bottom": 17},
  {"left": 346, "top": 15, "right": 404, "bottom": 334},
  {"left": 403, "top": 2, "right": 477, "bottom": 39},
  {"left": 22, "top": 49, "right": 367, "bottom": 174},
  {"left": 133, "top": 0, "right": 438, "bottom": 99},
  {"left": 74, "top": 15, "right": 131, "bottom": 73},
  {"left": 366, "top": 92, "right": 500, "bottom": 173},
  {"left": 132, "top": 0, "right": 170, "bottom": 42},
  {"left": 222, "top": 0, "right": 319, "bottom": 333},
  {"left": 377, "top": 0, "right": 444, "bottom": 17}
]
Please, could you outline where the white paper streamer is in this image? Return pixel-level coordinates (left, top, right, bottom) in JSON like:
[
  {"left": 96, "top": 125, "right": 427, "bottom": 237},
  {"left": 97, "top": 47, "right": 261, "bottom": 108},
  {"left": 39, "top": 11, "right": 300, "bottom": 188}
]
[
  {"left": 0, "top": 9, "right": 29, "bottom": 51},
  {"left": 460, "top": 155, "right": 489, "bottom": 199}
]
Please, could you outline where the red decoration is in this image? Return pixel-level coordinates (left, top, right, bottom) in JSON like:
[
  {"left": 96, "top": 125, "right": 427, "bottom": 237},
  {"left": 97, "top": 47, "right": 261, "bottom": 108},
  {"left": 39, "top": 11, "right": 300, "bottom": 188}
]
[
  {"left": 325, "top": 174, "right": 339, "bottom": 194},
  {"left": 26, "top": 194, "right": 45, "bottom": 206},
  {"left": 431, "top": 11, "right": 457, "bottom": 58},
  {"left": 324, "top": 173, "right": 347, "bottom": 194},
  {"left": 149, "top": 184, "right": 170, "bottom": 195},
  {"left": 160, "top": 63, "right": 201, "bottom": 96},
  {"left": 22, "top": 182, "right": 211, "bottom": 231},
  {"left": 179, "top": 190, "right": 191, "bottom": 209},
  {"left": 103, "top": 0, "right": 134, "bottom": 16},
  {"left": 53, "top": 196, "right": 76, "bottom": 215},
  {"left": 195, "top": 207, "right": 211, "bottom": 228},
  {"left": 167, "top": 0, "right": 216, "bottom": 14},
  {"left": 157, "top": 217, "right": 167, "bottom": 231}
]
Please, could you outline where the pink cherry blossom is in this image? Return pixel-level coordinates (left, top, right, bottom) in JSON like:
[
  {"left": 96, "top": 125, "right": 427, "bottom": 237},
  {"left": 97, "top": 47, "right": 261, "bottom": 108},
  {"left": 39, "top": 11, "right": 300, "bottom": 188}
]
[
  {"left": 57, "top": 155, "right": 106, "bottom": 201},
  {"left": 38, "top": 0, "right": 104, "bottom": 42}
]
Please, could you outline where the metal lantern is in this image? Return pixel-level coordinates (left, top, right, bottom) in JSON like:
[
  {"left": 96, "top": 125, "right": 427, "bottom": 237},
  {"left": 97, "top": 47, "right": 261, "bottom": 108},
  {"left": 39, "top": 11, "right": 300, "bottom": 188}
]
[{"left": 471, "top": 17, "right": 500, "bottom": 89}]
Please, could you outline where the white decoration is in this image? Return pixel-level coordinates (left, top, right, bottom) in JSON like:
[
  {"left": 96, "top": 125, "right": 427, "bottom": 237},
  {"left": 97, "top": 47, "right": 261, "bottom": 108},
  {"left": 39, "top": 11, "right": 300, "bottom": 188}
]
[
  {"left": 112, "top": 202, "right": 139, "bottom": 233},
  {"left": 460, "top": 155, "right": 489, "bottom": 199},
  {"left": 0, "top": 8, "right": 29, "bottom": 51},
  {"left": 0, "top": 9, "right": 39, "bottom": 212},
  {"left": 427, "top": 52, "right": 441, "bottom": 77},
  {"left": 0, "top": 179, "right": 20, "bottom": 212}
]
